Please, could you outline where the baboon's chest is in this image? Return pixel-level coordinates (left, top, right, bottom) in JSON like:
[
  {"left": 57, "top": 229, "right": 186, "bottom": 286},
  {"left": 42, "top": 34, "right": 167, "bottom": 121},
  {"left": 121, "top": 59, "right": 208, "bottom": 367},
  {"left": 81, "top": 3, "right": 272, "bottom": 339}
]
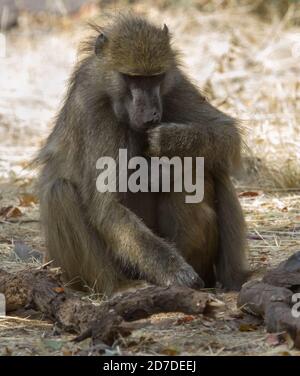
[{"left": 125, "top": 191, "right": 159, "bottom": 233}]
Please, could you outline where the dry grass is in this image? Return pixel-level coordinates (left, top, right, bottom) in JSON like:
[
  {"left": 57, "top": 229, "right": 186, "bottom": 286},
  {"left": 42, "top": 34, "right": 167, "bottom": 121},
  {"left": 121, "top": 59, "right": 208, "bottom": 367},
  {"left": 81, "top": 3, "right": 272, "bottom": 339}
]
[
  {"left": 1, "top": 1, "right": 299, "bottom": 189},
  {"left": 133, "top": 1, "right": 300, "bottom": 189}
]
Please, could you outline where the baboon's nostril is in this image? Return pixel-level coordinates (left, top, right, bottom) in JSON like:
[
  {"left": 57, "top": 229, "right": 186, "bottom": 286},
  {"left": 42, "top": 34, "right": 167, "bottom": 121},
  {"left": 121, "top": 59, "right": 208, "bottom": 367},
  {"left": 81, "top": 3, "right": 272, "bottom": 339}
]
[{"left": 152, "top": 111, "right": 160, "bottom": 123}]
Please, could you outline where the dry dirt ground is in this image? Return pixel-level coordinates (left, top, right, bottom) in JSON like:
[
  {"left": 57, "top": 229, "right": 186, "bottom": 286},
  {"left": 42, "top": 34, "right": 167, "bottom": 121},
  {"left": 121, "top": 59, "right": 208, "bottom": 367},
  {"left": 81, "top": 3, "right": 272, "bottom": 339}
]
[{"left": 0, "top": 3, "right": 300, "bottom": 355}]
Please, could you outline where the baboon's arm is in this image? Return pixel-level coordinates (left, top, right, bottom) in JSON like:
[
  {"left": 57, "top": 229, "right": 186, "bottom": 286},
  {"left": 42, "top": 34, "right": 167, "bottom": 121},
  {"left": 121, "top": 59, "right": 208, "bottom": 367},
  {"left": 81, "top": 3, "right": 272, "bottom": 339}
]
[
  {"left": 88, "top": 197, "right": 203, "bottom": 288},
  {"left": 154, "top": 76, "right": 243, "bottom": 172},
  {"left": 147, "top": 120, "right": 242, "bottom": 172}
]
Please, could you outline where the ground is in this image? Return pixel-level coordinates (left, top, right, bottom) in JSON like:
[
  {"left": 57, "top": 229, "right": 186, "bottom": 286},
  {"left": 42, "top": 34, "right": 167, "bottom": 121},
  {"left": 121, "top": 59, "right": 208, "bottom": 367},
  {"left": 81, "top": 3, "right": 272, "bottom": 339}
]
[{"left": 0, "top": 1, "right": 299, "bottom": 355}]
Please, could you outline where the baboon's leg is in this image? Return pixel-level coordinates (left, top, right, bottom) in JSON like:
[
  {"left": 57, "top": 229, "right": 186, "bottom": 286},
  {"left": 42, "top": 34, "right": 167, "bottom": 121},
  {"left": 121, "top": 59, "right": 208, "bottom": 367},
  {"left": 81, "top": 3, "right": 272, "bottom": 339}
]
[
  {"left": 40, "top": 178, "right": 124, "bottom": 295},
  {"left": 181, "top": 202, "right": 218, "bottom": 287},
  {"left": 215, "top": 173, "right": 248, "bottom": 290},
  {"left": 158, "top": 190, "right": 218, "bottom": 287}
]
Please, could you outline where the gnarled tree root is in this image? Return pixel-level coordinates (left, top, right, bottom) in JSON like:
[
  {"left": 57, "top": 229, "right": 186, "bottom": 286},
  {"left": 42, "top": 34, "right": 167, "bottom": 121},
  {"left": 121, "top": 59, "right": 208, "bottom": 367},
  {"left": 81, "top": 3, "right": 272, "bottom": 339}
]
[
  {"left": 238, "top": 251, "right": 300, "bottom": 348},
  {"left": 0, "top": 267, "right": 209, "bottom": 345}
]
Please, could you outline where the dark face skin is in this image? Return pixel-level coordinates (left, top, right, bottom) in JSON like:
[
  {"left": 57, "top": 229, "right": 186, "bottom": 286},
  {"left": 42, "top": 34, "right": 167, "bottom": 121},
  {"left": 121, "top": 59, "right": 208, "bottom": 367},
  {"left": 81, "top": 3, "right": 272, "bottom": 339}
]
[{"left": 113, "top": 73, "right": 165, "bottom": 133}]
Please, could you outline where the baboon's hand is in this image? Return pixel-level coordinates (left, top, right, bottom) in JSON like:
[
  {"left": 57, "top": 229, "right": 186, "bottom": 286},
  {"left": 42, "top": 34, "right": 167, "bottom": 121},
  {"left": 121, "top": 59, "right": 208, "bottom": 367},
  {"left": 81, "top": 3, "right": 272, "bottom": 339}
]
[
  {"left": 164, "top": 261, "right": 205, "bottom": 289},
  {"left": 150, "top": 243, "right": 205, "bottom": 289},
  {"left": 146, "top": 122, "right": 240, "bottom": 173},
  {"left": 146, "top": 123, "right": 181, "bottom": 157}
]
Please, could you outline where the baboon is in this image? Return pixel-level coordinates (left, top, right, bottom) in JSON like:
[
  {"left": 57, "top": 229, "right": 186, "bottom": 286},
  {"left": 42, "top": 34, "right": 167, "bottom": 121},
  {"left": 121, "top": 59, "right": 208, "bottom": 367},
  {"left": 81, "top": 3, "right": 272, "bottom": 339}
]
[{"left": 36, "top": 14, "right": 248, "bottom": 295}]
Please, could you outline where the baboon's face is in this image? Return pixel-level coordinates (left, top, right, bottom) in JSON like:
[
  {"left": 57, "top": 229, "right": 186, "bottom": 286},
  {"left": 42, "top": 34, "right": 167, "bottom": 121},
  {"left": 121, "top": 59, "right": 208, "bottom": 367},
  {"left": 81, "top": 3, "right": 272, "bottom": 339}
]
[{"left": 113, "top": 73, "right": 164, "bottom": 133}]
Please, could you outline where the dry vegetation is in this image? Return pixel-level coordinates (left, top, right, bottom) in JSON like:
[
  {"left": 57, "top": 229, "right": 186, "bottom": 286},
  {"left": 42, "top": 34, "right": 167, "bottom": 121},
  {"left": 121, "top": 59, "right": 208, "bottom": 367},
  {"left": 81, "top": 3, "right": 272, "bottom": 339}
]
[{"left": 0, "top": 0, "right": 299, "bottom": 355}]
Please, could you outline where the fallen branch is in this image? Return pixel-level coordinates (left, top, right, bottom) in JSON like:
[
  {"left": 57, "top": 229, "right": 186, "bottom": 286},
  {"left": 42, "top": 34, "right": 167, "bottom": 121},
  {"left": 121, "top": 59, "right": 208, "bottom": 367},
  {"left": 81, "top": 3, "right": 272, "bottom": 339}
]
[
  {"left": 0, "top": 267, "right": 209, "bottom": 345},
  {"left": 238, "top": 251, "right": 300, "bottom": 348},
  {"left": 263, "top": 252, "right": 300, "bottom": 291}
]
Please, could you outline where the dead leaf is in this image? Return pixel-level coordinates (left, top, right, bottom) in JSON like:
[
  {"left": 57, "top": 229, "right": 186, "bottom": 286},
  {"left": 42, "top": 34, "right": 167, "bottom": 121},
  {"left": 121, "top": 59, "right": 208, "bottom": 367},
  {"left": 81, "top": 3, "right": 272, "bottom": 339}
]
[
  {"left": 53, "top": 287, "right": 65, "bottom": 293},
  {"left": 160, "top": 347, "right": 180, "bottom": 356},
  {"left": 176, "top": 315, "right": 195, "bottom": 325},
  {"left": 238, "top": 191, "right": 261, "bottom": 198},
  {"left": 19, "top": 194, "right": 38, "bottom": 207},
  {"left": 0, "top": 206, "right": 22, "bottom": 220},
  {"left": 62, "top": 348, "right": 72, "bottom": 356}
]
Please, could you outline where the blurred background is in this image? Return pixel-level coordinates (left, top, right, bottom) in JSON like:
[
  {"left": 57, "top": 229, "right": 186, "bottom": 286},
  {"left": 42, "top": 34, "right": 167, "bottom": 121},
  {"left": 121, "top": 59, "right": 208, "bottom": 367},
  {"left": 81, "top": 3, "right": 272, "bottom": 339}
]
[{"left": 0, "top": 0, "right": 299, "bottom": 189}]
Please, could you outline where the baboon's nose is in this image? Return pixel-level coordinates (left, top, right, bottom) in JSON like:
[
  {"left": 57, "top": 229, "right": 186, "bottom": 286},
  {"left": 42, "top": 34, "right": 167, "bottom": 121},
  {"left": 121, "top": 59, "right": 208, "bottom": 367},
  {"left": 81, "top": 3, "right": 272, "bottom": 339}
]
[
  {"left": 152, "top": 111, "right": 161, "bottom": 123},
  {"left": 145, "top": 110, "right": 160, "bottom": 125}
]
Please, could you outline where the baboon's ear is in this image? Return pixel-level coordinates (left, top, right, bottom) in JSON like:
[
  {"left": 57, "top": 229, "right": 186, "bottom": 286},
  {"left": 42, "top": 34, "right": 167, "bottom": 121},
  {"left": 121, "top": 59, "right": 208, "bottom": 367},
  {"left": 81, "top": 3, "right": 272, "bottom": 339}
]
[
  {"left": 95, "top": 33, "right": 107, "bottom": 55},
  {"left": 162, "top": 24, "right": 169, "bottom": 35}
]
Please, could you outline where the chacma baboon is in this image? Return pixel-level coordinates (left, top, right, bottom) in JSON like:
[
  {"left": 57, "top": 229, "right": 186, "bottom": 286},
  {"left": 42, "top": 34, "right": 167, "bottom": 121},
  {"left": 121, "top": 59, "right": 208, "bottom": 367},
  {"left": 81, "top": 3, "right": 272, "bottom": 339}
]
[{"left": 36, "top": 14, "right": 248, "bottom": 295}]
